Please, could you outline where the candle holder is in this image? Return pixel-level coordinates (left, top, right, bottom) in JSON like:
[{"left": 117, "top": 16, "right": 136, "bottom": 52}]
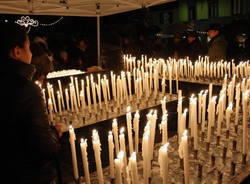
[
  {"left": 197, "top": 164, "right": 203, "bottom": 178},
  {"left": 226, "top": 130, "right": 230, "bottom": 139},
  {"left": 232, "top": 140, "right": 237, "bottom": 151},
  {"left": 242, "top": 154, "right": 247, "bottom": 165},
  {"left": 206, "top": 142, "right": 210, "bottom": 152},
  {"left": 211, "top": 154, "right": 215, "bottom": 168},
  {"left": 194, "top": 150, "right": 198, "bottom": 160},
  {"left": 217, "top": 170, "right": 223, "bottom": 184},
  {"left": 216, "top": 136, "right": 220, "bottom": 146},
  {"left": 230, "top": 161, "right": 236, "bottom": 176},
  {"left": 222, "top": 147, "right": 227, "bottom": 163}
]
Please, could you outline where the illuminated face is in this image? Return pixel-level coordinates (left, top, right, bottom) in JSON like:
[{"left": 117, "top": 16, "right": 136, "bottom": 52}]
[{"left": 207, "top": 30, "right": 219, "bottom": 39}]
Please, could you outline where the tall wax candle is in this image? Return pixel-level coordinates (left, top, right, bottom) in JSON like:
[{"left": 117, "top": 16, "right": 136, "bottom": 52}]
[
  {"left": 158, "top": 142, "right": 169, "bottom": 184},
  {"left": 69, "top": 125, "right": 79, "bottom": 180},
  {"left": 80, "top": 138, "right": 91, "bottom": 184},
  {"left": 112, "top": 119, "right": 120, "bottom": 156},
  {"left": 108, "top": 131, "right": 115, "bottom": 179},
  {"left": 242, "top": 90, "right": 249, "bottom": 154},
  {"left": 133, "top": 111, "right": 140, "bottom": 153},
  {"left": 115, "top": 151, "right": 124, "bottom": 184},
  {"left": 129, "top": 152, "right": 139, "bottom": 184},
  {"left": 126, "top": 106, "right": 134, "bottom": 155},
  {"left": 92, "top": 130, "right": 104, "bottom": 184}
]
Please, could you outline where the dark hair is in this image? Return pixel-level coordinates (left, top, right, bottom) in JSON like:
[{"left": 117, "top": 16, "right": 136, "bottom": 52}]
[{"left": 0, "top": 23, "right": 27, "bottom": 59}]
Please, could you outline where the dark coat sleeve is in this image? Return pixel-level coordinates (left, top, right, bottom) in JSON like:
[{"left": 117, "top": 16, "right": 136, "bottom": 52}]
[{"left": 19, "top": 83, "right": 61, "bottom": 165}]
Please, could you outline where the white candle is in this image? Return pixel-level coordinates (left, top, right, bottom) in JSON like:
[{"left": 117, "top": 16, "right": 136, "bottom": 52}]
[
  {"left": 48, "top": 98, "right": 53, "bottom": 122},
  {"left": 115, "top": 151, "right": 124, "bottom": 184},
  {"left": 160, "top": 112, "right": 168, "bottom": 145},
  {"left": 201, "top": 90, "right": 208, "bottom": 132},
  {"left": 92, "top": 129, "right": 104, "bottom": 184},
  {"left": 161, "top": 96, "right": 167, "bottom": 114},
  {"left": 242, "top": 90, "right": 249, "bottom": 154},
  {"left": 133, "top": 111, "right": 140, "bottom": 153},
  {"left": 235, "top": 83, "right": 241, "bottom": 125},
  {"left": 86, "top": 76, "right": 91, "bottom": 111},
  {"left": 75, "top": 77, "right": 80, "bottom": 107},
  {"left": 119, "top": 127, "right": 127, "bottom": 181},
  {"left": 180, "top": 109, "right": 188, "bottom": 143},
  {"left": 108, "top": 131, "right": 115, "bottom": 179},
  {"left": 126, "top": 106, "right": 134, "bottom": 155},
  {"left": 80, "top": 138, "right": 91, "bottom": 184},
  {"left": 58, "top": 80, "right": 65, "bottom": 110},
  {"left": 181, "top": 130, "right": 189, "bottom": 184},
  {"left": 207, "top": 96, "right": 217, "bottom": 142},
  {"left": 226, "top": 102, "right": 233, "bottom": 130},
  {"left": 129, "top": 152, "right": 139, "bottom": 184},
  {"left": 112, "top": 119, "right": 120, "bottom": 156},
  {"left": 216, "top": 94, "right": 224, "bottom": 136},
  {"left": 158, "top": 142, "right": 169, "bottom": 184},
  {"left": 209, "top": 83, "right": 213, "bottom": 102},
  {"left": 69, "top": 125, "right": 79, "bottom": 180},
  {"left": 198, "top": 90, "right": 203, "bottom": 124},
  {"left": 65, "top": 88, "right": 70, "bottom": 111},
  {"left": 142, "top": 130, "right": 150, "bottom": 184},
  {"left": 57, "top": 91, "right": 62, "bottom": 115}
]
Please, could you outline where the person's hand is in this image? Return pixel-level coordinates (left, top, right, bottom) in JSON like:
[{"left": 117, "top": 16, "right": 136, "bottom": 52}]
[{"left": 87, "top": 66, "right": 103, "bottom": 72}]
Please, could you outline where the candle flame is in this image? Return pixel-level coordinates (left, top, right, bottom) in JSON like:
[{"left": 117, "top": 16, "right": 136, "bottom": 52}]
[
  {"left": 130, "top": 152, "right": 137, "bottom": 161},
  {"left": 162, "top": 142, "right": 169, "bottom": 152},
  {"left": 120, "top": 127, "right": 125, "bottom": 134},
  {"left": 127, "top": 106, "right": 131, "bottom": 113},
  {"left": 117, "top": 151, "right": 124, "bottom": 160},
  {"left": 183, "top": 130, "right": 188, "bottom": 138}
]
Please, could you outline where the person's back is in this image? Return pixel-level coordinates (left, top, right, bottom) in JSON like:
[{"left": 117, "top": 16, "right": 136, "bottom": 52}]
[{"left": 0, "top": 23, "right": 61, "bottom": 184}]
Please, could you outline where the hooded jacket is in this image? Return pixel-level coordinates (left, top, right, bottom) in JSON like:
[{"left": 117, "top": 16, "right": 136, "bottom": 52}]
[{"left": 0, "top": 58, "right": 61, "bottom": 184}]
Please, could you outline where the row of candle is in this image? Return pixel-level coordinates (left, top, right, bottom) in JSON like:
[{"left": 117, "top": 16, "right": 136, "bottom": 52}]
[
  {"left": 68, "top": 80, "right": 249, "bottom": 183},
  {"left": 43, "top": 70, "right": 172, "bottom": 122},
  {"left": 124, "top": 54, "right": 250, "bottom": 81}
]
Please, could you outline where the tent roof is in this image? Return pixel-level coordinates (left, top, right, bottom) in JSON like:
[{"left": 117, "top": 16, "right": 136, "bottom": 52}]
[{"left": 0, "top": 0, "right": 176, "bottom": 17}]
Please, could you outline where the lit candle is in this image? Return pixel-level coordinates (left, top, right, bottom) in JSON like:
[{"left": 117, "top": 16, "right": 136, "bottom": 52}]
[
  {"left": 160, "top": 112, "right": 168, "bottom": 145},
  {"left": 108, "top": 131, "right": 115, "bottom": 179},
  {"left": 216, "top": 94, "right": 224, "bottom": 136},
  {"left": 75, "top": 77, "right": 80, "bottom": 107},
  {"left": 207, "top": 96, "right": 217, "bottom": 142},
  {"left": 126, "top": 106, "right": 134, "bottom": 155},
  {"left": 181, "top": 130, "right": 189, "bottom": 184},
  {"left": 201, "top": 90, "right": 208, "bottom": 132},
  {"left": 119, "top": 127, "right": 127, "bottom": 181},
  {"left": 48, "top": 98, "right": 53, "bottom": 122},
  {"left": 235, "top": 83, "right": 241, "bottom": 125},
  {"left": 129, "top": 152, "right": 139, "bottom": 184},
  {"left": 161, "top": 96, "right": 167, "bottom": 114},
  {"left": 142, "top": 130, "right": 150, "bottom": 184},
  {"left": 80, "top": 138, "right": 91, "bottom": 184},
  {"left": 58, "top": 80, "right": 65, "bottom": 110},
  {"left": 115, "top": 151, "right": 124, "bottom": 184},
  {"left": 57, "top": 91, "right": 62, "bottom": 115},
  {"left": 209, "top": 83, "right": 213, "bottom": 102},
  {"left": 242, "top": 90, "right": 249, "bottom": 154},
  {"left": 69, "top": 125, "right": 79, "bottom": 180},
  {"left": 198, "top": 90, "right": 203, "bottom": 124},
  {"left": 92, "top": 129, "right": 104, "bottom": 184},
  {"left": 226, "top": 102, "right": 233, "bottom": 131},
  {"left": 112, "top": 119, "right": 120, "bottom": 156},
  {"left": 133, "top": 111, "right": 140, "bottom": 153},
  {"left": 158, "top": 142, "right": 169, "bottom": 184},
  {"left": 65, "top": 88, "right": 70, "bottom": 111},
  {"left": 86, "top": 76, "right": 91, "bottom": 111}
]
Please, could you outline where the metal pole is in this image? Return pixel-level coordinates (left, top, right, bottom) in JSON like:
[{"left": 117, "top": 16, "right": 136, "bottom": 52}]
[{"left": 97, "top": 15, "right": 101, "bottom": 67}]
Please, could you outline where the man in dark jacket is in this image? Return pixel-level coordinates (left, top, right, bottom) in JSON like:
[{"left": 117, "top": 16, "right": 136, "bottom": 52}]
[
  {"left": 207, "top": 23, "right": 228, "bottom": 62},
  {"left": 0, "top": 23, "right": 61, "bottom": 184}
]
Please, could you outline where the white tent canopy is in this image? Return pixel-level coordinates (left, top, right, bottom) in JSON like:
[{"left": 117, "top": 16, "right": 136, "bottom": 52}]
[
  {"left": 0, "top": 0, "right": 175, "bottom": 66},
  {"left": 0, "top": 0, "right": 175, "bottom": 17}
]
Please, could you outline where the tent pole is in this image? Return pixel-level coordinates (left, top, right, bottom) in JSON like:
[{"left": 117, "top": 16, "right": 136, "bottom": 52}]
[{"left": 97, "top": 15, "right": 101, "bottom": 67}]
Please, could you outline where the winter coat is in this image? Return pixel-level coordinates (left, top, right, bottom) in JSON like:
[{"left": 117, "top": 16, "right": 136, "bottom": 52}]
[
  {"left": 207, "top": 34, "right": 228, "bottom": 62},
  {"left": 0, "top": 58, "right": 61, "bottom": 184}
]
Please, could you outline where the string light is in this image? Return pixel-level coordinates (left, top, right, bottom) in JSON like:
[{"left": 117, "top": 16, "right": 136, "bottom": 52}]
[{"left": 15, "top": 16, "right": 63, "bottom": 30}]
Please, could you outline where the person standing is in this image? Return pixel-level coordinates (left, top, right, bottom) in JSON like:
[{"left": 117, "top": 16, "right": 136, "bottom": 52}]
[
  {"left": 0, "top": 23, "right": 61, "bottom": 184},
  {"left": 186, "top": 31, "right": 204, "bottom": 61},
  {"left": 207, "top": 23, "right": 228, "bottom": 62}
]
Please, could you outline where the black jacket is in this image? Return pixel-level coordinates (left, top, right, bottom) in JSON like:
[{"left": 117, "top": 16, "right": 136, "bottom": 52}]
[{"left": 0, "top": 58, "right": 61, "bottom": 184}]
